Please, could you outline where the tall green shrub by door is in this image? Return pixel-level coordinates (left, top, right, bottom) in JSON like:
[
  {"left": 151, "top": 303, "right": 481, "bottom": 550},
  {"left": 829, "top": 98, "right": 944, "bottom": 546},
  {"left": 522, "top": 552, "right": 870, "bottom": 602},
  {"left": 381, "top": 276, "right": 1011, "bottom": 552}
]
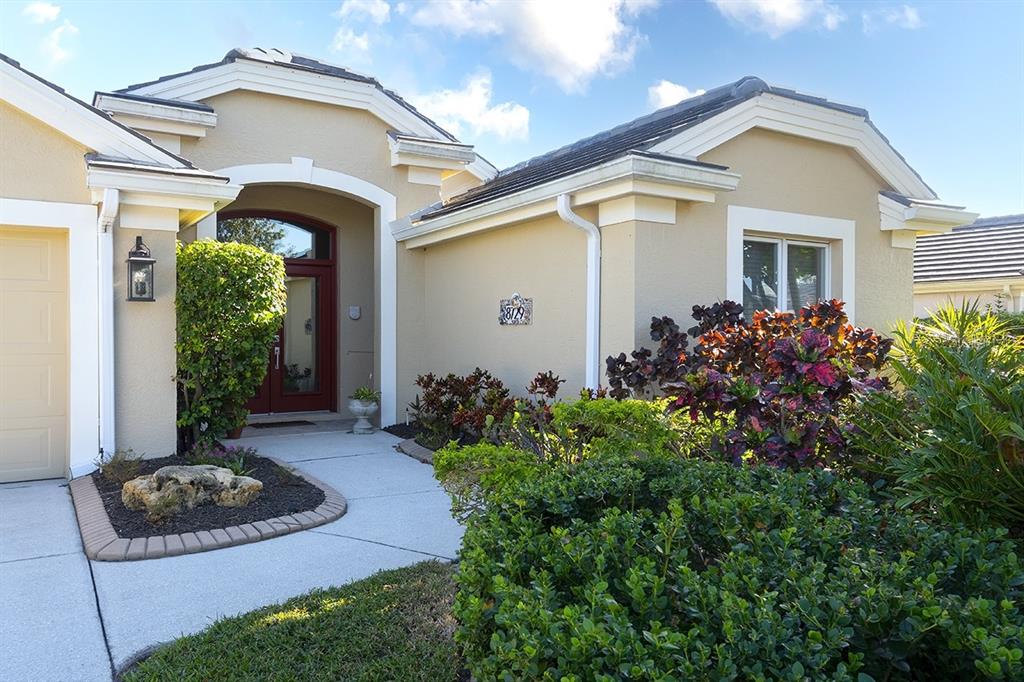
[{"left": 176, "top": 240, "right": 287, "bottom": 445}]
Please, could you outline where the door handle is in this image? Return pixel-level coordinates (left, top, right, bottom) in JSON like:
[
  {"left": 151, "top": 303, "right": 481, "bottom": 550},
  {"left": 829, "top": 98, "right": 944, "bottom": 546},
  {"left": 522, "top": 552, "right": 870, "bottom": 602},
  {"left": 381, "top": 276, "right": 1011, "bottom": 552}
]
[{"left": 274, "top": 346, "right": 281, "bottom": 370}]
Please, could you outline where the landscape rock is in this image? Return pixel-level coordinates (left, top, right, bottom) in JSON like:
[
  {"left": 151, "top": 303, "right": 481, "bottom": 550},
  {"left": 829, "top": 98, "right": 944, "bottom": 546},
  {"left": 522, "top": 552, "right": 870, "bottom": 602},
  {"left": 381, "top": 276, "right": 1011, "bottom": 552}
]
[{"left": 122, "top": 465, "right": 262, "bottom": 517}]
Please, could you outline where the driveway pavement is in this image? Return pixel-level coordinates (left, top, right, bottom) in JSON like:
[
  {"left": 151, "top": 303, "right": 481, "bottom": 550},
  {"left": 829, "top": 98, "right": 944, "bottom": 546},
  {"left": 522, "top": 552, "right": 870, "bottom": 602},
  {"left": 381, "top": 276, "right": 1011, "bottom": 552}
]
[{"left": 0, "top": 429, "right": 461, "bottom": 681}]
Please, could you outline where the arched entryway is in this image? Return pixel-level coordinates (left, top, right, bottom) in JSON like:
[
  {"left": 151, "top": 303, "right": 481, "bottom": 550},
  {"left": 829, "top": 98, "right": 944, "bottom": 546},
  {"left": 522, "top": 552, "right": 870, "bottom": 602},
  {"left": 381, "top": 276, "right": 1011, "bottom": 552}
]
[
  {"left": 203, "top": 158, "right": 399, "bottom": 424},
  {"left": 218, "top": 210, "right": 338, "bottom": 414}
]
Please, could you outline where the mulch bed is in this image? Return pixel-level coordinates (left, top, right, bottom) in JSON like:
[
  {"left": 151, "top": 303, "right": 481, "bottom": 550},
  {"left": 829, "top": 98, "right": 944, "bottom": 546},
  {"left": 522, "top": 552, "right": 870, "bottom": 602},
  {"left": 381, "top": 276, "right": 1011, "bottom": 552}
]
[
  {"left": 383, "top": 422, "right": 423, "bottom": 440},
  {"left": 93, "top": 454, "right": 325, "bottom": 539}
]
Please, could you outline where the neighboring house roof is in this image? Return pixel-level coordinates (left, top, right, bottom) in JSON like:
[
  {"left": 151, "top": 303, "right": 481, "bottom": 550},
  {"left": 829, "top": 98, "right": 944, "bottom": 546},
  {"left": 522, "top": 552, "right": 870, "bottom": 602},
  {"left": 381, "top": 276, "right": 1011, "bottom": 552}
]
[
  {"left": 117, "top": 47, "right": 460, "bottom": 143},
  {"left": 0, "top": 52, "right": 201, "bottom": 171},
  {"left": 423, "top": 75, "right": 933, "bottom": 220},
  {"left": 914, "top": 214, "right": 1024, "bottom": 283}
]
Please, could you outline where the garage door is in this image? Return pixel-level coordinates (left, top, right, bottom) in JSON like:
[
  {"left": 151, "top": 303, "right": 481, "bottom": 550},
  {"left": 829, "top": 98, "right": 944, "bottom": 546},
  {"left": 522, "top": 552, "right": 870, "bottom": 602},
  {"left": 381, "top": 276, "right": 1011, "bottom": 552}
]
[{"left": 0, "top": 226, "right": 68, "bottom": 482}]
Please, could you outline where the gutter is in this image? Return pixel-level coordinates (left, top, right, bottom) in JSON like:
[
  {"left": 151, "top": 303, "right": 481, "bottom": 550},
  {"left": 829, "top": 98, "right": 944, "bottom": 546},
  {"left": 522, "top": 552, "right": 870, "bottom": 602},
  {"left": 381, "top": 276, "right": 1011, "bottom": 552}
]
[
  {"left": 97, "top": 189, "right": 119, "bottom": 458},
  {"left": 556, "top": 194, "right": 601, "bottom": 390}
]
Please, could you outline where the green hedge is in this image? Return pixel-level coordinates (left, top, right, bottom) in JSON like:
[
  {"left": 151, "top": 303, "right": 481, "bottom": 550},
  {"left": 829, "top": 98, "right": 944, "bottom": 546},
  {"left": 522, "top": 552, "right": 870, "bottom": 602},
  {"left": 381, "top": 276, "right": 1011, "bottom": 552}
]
[
  {"left": 176, "top": 240, "right": 286, "bottom": 444},
  {"left": 455, "top": 455, "right": 1024, "bottom": 680}
]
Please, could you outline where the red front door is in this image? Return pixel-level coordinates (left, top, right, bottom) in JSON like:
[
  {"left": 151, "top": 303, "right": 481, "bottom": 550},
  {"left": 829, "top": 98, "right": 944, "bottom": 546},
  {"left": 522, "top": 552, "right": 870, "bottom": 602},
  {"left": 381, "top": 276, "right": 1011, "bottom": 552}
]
[
  {"left": 224, "top": 211, "right": 337, "bottom": 415},
  {"left": 248, "top": 264, "right": 336, "bottom": 413}
]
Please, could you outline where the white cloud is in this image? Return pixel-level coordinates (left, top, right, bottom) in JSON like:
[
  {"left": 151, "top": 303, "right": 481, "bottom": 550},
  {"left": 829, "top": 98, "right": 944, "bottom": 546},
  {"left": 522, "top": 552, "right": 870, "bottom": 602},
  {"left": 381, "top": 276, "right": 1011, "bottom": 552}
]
[
  {"left": 42, "top": 18, "right": 77, "bottom": 64},
  {"left": 408, "top": 0, "right": 659, "bottom": 93},
  {"left": 22, "top": 1, "right": 60, "bottom": 23},
  {"left": 335, "top": 0, "right": 390, "bottom": 24},
  {"left": 708, "top": 0, "right": 845, "bottom": 38},
  {"left": 862, "top": 5, "right": 922, "bottom": 33},
  {"left": 648, "top": 80, "right": 705, "bottom": 109},
  {"left": 331, "top": 26, "right": 371, "bottom": 54},
  {"left": 411, "top": 71, "right": 529, "bottom": 141}
]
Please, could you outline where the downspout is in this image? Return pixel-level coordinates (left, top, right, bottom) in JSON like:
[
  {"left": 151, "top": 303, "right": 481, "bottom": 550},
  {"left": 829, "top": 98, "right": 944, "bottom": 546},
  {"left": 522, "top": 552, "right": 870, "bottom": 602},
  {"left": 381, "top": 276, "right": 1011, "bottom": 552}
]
[
  {"left": 556, "top": 194, "right": 601, "bottom": 390},
  {"left": 97, "top": 188, "right": 118, "bottom": 458}
]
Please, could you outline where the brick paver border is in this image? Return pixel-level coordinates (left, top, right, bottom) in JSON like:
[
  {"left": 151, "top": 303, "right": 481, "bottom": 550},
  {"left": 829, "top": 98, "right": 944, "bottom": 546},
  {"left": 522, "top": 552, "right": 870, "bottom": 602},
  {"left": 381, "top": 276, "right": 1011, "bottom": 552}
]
[
  {"left": 396, "top": 438, "right": 434, "bottom": 464},
  {"left": 69, "top": 457, "right": 347, "bottom": 562}
]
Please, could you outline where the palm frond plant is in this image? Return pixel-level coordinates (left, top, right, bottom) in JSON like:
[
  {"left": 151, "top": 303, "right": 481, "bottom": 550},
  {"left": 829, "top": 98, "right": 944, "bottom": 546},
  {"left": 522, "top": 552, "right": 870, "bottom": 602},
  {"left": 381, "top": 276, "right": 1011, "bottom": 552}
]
[{"left": 852, "top": 300, "right": 1024, "bottom": 529}]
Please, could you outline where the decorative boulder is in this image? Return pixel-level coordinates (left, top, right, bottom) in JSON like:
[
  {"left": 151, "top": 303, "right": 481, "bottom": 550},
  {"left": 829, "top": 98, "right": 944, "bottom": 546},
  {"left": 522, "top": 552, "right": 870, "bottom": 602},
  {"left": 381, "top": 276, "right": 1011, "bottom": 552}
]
[{"left": 122, "top": 464, "right": 263, "bottom": 517}]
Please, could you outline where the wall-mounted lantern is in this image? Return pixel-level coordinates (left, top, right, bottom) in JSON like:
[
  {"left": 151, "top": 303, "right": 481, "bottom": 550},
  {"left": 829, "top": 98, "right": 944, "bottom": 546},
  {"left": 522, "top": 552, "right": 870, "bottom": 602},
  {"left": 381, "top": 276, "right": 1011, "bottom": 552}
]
[{"left": 126, "top": 236, "right": 155, "bottom": 301}]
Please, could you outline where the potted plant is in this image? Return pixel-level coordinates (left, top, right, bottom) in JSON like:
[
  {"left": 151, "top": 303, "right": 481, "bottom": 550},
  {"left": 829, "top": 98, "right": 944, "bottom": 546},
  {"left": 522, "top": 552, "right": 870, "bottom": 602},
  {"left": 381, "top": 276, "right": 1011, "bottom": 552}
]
[{"left": 348, "top": 385, "right": 381, "bottom": 434}]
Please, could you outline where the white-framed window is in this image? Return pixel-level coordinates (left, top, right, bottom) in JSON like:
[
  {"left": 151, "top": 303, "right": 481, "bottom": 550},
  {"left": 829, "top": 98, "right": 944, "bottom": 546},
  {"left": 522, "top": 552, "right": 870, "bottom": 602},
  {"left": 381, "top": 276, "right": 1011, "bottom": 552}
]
[{"left": 742, "top": 236, "right": 829, "bottom": 317}]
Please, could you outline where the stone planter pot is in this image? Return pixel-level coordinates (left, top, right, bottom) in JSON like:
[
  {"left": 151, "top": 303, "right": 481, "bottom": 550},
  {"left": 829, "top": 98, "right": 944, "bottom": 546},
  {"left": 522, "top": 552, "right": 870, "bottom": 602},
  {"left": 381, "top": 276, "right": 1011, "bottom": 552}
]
[{"left": 348, "top": 399, "right": 379, "bottom": 434}]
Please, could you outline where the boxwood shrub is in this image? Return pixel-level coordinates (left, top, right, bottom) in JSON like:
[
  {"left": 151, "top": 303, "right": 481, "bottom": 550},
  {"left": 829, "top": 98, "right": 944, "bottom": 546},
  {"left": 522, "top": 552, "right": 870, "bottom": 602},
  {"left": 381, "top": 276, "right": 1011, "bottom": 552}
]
[{"left": 455, "top": 455, "right": 1024, "bottom": 680}]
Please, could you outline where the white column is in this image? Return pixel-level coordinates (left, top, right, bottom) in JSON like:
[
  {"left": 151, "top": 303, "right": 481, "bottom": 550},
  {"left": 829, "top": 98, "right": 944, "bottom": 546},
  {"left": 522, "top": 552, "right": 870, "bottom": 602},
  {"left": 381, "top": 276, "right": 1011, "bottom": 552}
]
[{"left": 196, "top": 211, "right": 217, "bottom": 240}]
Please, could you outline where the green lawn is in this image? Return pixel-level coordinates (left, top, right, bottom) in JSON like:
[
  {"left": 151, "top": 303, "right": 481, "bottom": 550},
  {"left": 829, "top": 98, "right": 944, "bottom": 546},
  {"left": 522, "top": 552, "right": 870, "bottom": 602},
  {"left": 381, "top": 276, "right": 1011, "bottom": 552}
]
[{"left": 123, "top": 561, "right": 462, "bottom": 682}]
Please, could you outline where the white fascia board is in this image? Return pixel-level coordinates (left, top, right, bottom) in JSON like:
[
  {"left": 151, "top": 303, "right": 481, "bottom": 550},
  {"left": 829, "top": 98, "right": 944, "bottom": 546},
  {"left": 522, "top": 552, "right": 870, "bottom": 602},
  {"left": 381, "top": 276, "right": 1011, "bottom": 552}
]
[
  {"left": 388, "top": 135, "right": 475, "bottom": 165},
  {"left": 395, "top": 154, "right": 740, "bottom": 246},
  {"left": 126, "top": 60, "right": 454, "bottom": 144},
  {"left": 650, "top": 93, "right": 936, "bottom": 200},
  {"left": 107, "top": 113, "right": 211, "bottom": 139},
  {"left": 466, "top": 155, "right": 498, "bottom": 182},
  {"left": 878, "top": 193, "right": 977, "bottom": 233},
  {"left": 87, "top": 166, "right": 241, "bottom": 225},
  {"left": 1, "top": 59, "right": 187, "bottom": 168},
  {"left": 94, "top": 93, "right": 217, "bottom": 128}
]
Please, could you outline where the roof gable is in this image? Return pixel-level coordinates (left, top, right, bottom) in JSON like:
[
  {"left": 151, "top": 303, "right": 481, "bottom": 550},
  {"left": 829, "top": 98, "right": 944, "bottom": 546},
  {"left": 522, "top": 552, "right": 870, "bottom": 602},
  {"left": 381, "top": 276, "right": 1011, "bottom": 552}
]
[
  {"left": 427, "top": 76, "right": 938, "bottom": 220},
  {"left": 0, "top": 53, "right": 192, "bottom": 169},
  {"left": 118, "top": 48, "right": 460, "bottom": 145}
]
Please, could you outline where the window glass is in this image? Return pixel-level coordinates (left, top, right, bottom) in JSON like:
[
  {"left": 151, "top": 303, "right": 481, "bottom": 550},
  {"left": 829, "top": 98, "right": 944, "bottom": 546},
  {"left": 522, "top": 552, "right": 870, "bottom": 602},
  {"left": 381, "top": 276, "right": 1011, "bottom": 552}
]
[
  {"left": 217, "top": 216, "right": 330, "bottom": 259},
  {"left": 786, "top": 244, "right": 827, "bottom": 310},
  {"left": 742, "top": 239, "right": 778, "bottom": 317}
]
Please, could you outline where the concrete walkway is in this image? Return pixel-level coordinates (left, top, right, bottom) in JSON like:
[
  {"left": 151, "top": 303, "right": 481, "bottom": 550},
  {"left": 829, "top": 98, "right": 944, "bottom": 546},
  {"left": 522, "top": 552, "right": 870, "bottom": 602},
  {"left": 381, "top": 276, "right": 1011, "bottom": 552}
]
[{"left": 0, "top": 429, "right": 461, "bottom": 681}]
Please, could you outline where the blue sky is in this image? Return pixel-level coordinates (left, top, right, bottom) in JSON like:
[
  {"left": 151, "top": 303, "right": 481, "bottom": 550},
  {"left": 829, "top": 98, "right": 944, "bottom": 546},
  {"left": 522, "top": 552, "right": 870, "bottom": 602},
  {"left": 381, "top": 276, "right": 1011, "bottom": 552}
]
[{"left": 2, "top": 0, "right": 1021, "bottom": 216}]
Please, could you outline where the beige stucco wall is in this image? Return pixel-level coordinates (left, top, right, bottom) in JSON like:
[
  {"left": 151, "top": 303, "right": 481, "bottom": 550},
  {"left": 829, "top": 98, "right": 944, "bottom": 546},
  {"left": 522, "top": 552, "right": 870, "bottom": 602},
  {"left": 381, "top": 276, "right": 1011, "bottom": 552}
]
[
  {"left": 113, "top": 227, "right": 178, "bottom": 456},
  {"left": 224, "top": 185, "right": 376, "bottom": 416},
  {"left": 180, "top": 91, "right": 444, "bottom": 420},
  {"left": 0, "top": 101, "right": 91, "bottom": 204},
  {"left": 416, "top": 212, "right": 591, "bottom": 399},
  {"left": 602, "top": 127, "right": 905, "bottom": 350},
  {"left": 1, "top": 99, "right": 182, "bottom": 459},
  {"left": 411, "top": 127, "right": 910, "bottom": 397},
  {"left": 914, "top": 283, "right": 1024, "bottom": 317},
  {"left": 687, "top": 128, "right": 906, "bottom": 335}
]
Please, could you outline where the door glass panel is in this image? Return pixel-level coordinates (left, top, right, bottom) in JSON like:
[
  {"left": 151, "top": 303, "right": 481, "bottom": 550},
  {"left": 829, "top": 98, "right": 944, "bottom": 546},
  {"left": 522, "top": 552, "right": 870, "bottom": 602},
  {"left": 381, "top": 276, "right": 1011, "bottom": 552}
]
[
  {"left": 742, "top": 240, "right": 779, "bottom": 318},
  {"left": 217, "top": 216, "right": 330, "bottom": 259},
  {"left": 282, "top": 276, "right": 319, "bottom": 394},
  {"left": 786, "top": 244, "right": 827, "bottom": 310}
]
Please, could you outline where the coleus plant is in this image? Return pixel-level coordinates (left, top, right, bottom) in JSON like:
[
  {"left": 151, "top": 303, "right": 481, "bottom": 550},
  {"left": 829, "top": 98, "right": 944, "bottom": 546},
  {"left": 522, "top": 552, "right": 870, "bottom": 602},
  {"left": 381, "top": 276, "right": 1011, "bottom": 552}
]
[{"left": 607, "top": 300, "right": 893, "bottom": 468}]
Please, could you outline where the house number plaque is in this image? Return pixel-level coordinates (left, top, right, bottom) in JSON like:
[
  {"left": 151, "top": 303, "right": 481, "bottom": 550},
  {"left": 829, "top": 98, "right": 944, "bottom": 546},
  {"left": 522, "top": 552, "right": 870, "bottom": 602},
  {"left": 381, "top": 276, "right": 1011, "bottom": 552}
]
[{"left": 499, "top": 293, "right": 532, "bottom": 325}]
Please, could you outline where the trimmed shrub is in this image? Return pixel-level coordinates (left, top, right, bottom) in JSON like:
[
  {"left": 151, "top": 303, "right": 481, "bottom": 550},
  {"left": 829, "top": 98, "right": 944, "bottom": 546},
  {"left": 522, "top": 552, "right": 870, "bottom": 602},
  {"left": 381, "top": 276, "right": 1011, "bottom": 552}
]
[
  {"left": 434, "top": 443, "right": 540, "bottom": 521},
  {"left": 176, "top": 240, "right": 286, "bottom": 446},
  {"left": 851, "top": 302, "right": 1024, "bottom": 530},
  {"left": 455, "top": 455, "right": 1024, "bottom": 680},
  {"left": 548, "top": 397, "right": 684, "bottom": 458},
  {"left": 435, "top": 397, "right": 700, "bottom": 520}
]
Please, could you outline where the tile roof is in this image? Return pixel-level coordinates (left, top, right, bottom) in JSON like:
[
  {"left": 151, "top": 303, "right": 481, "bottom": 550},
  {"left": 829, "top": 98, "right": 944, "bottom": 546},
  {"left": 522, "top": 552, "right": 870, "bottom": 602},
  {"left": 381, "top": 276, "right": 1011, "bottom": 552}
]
[
  {"left": 421, "top": 75, "right": 931, "bottom": 221},
  {"left": 915, "top": 214, "right": 1024, "bottom": 283},
  {"left": 118, "top": 47, "right": 459, "bottom": 142}
]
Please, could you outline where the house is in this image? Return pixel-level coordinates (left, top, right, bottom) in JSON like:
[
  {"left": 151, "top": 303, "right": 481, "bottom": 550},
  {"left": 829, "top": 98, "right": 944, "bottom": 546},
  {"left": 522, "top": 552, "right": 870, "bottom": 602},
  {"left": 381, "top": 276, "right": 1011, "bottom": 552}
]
[
  {"left": 913, "top": 214, "right": 1024, "bottom": 316},
  {"left": 0, "top": 48, "right": 977, "bottom": 483}
]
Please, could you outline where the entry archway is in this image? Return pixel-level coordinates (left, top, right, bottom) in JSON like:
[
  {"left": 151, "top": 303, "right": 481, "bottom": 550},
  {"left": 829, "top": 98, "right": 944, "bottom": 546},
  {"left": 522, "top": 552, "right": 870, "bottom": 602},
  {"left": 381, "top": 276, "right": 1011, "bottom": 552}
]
[{"left": 208, "top": 157, "right": 399, "bottom": 425}]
